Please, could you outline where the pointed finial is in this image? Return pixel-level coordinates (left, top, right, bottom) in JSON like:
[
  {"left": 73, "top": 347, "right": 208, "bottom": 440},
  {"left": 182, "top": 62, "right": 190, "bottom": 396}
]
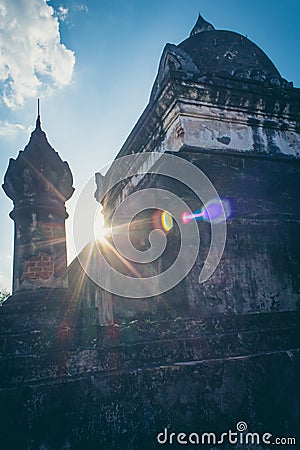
[
  {"left": 36, "top": 98, "right": 41, "bottom": 129},
  {"left": 190, "top": 13, "right": 215, "bottom": 36}
]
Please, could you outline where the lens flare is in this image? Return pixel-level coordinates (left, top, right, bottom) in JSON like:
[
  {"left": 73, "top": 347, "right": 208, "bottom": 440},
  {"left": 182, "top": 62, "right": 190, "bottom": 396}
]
[
  {"left": 182, "top": 199, "right": 231, "bottom": 224},
  {"left": 161, "top": 210, "right": 173, "bottom": 232},
  {"left": 152, "top": 209, "right": 174, "bottom": 232}
]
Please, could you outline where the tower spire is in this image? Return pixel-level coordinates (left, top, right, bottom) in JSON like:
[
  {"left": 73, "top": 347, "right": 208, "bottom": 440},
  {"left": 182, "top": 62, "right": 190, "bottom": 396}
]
[
  {"left": 36, "top": 98, "right": 41, "bottom": 129},
  {"left": 190, "top": 13, "right": 215, "bottom": 36}
]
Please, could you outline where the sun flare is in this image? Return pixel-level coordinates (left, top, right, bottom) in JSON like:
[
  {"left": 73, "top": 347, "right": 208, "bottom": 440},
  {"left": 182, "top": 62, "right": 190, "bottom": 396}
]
[{"left": 93, "top": 208, "right": 109, "bottom": 242}]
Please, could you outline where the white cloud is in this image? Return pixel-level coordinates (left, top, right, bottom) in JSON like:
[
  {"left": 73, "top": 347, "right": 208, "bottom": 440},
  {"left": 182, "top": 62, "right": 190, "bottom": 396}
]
[
  {"left": 0, "top": 120, "right": 31, "bottom": 136},
  {"left": 75, "top": 4, "right": 88, "bottom": 13},
  {"left": 0, "top": 0, "right": 75, "bottom": 110},
  {"left": 58, "top": 3, "right": 88, "bottom": 28},
  {"left": 57, "top": 5, "right": 68, "bottom": 22}
]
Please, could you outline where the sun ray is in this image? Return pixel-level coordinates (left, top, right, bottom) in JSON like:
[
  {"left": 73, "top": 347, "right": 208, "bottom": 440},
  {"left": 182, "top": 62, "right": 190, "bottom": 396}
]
[{"left": 96, "top": 237, "right": 144, "bottom": 279}]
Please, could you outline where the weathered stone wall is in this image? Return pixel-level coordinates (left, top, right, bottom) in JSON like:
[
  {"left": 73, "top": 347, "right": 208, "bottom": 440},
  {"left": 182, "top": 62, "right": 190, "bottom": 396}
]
[
  {"left": 182, "top": 150, "right": 300, "bottom": 315},
  {"left": 21, "top": 252, "right": 54, "bottom": 282},
  {"left": 11, "top": 207, "right": 69, "bottom": 291},
  {"left": 99, "top": 150, "right": 300, "bottom": 324},
  {"left": 0, "top": 290, "right": 299, "bottom": 449}
]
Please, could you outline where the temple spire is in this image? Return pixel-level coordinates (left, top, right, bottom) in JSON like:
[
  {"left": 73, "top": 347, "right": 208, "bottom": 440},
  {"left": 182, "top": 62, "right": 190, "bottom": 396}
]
[
  {"left": 36, "top": 98, "right": 41, "bottom": 129},
  {"left": 2, "top": 97, "right": 74, "bottom": 293},
  {"left": 190, "top": 13, "right": 215, "bottom": 36}
]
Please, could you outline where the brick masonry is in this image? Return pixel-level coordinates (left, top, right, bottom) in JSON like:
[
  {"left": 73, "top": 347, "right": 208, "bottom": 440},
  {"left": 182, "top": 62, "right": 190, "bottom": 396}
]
[{"left": 21, "top": 252, "right": 54, "bottom": 281}]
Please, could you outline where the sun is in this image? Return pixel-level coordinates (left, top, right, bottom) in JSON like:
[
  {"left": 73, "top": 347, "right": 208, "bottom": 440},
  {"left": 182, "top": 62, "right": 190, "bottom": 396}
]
[{"left": 93, "top": 207, "right": 109, "bottom": 242}]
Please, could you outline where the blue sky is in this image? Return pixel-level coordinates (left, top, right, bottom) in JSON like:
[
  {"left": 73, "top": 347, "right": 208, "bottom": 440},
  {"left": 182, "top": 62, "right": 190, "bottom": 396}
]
[{"left": 1, "top": 0, "right": 300, "bottom": 290}]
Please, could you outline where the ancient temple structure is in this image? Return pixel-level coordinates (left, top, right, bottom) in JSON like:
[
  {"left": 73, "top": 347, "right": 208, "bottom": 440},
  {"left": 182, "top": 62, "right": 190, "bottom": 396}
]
[
  {"left": 0, "top": 14, "right": 299, "bottom": 450},
  {"left": 94, "top": 13, "right": 300, "bottom": 322}
]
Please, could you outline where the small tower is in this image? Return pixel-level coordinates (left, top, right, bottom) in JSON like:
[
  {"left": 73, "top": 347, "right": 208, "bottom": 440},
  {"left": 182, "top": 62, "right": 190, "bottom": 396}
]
[{"left": 2, "top": 105, "right": 74, "bottom": 292}]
